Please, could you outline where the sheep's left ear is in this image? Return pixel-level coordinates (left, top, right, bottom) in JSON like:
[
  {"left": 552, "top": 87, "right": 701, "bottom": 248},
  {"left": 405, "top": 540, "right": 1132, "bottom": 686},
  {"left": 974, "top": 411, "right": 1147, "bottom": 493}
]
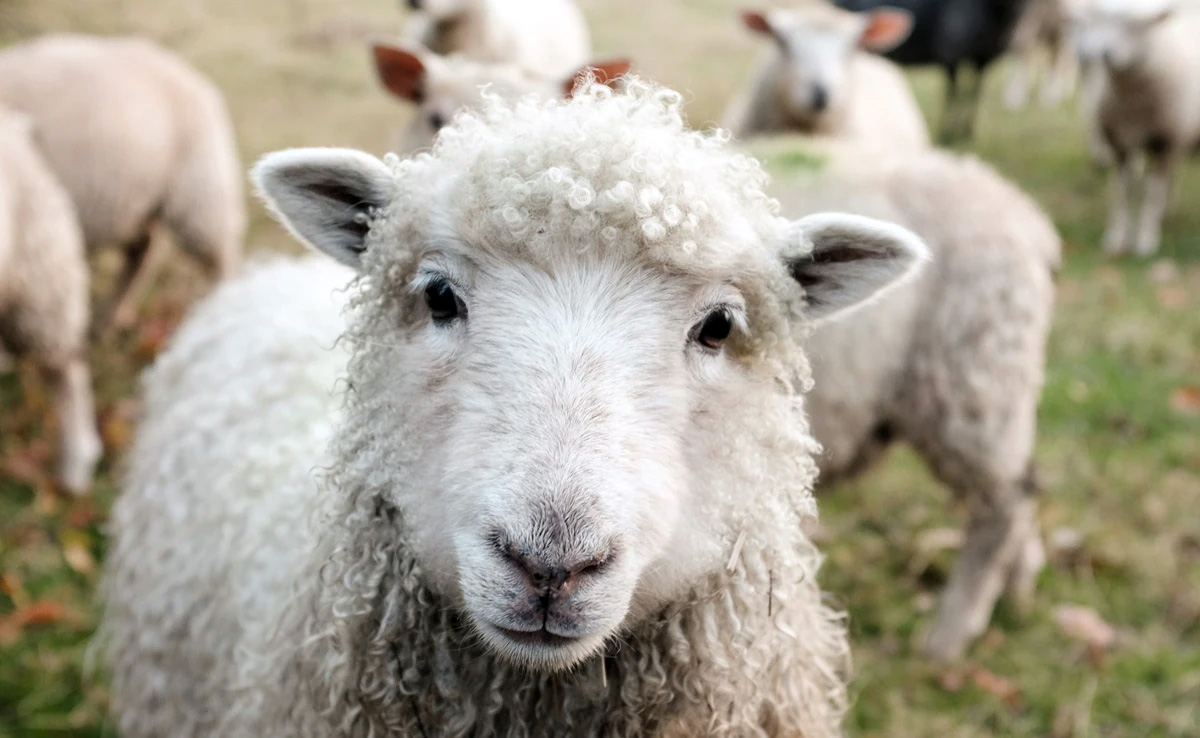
[
  {"left": 782, "top": 213, "right": 929, "bottom": 323},
  {"left": 253, "top": 148, "right": 394, "bottom": 270},
  {"left": 562, "top": 58, "right": 633, "bottom": 98},
  {"left": 859, "top": 8, "right": 913, "bottom": 52}
]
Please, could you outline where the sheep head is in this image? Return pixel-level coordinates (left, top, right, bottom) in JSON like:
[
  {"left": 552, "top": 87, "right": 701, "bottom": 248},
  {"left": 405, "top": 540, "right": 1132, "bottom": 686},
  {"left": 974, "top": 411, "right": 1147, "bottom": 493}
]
[
  {"left": 372, "top": 43, "right": 630, "bottom": 152},
  {"left": 254, "top": 80, "right": 926, "bottom": 672},
  {"left": 741, "top": 4, "right": 912, "bottom": 124},
  {"left": 1070, "top": 0, "right": 1176, "bottom": 71}
]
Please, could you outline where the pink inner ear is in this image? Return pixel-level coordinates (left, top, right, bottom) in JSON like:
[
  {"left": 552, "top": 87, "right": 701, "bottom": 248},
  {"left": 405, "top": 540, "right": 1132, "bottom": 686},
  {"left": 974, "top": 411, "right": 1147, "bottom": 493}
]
[
  {"left": 860, "top": 10, "right": 913, "bottom": 52},
  {"left": 372, "top": 44, "right": 427, "bottom": 103},
  {"left": 563, "top": 58, "right": 633, "bottom": 99},
  {"left": 741, "top": 10, "right": 773, "bottom": 36}
]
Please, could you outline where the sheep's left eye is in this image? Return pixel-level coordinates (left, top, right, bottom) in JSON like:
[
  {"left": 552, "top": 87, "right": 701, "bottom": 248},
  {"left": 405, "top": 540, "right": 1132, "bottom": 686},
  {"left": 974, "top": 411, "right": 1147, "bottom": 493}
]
[
  {"left": 428, "top": 112, "right": 446, "bottom": 131},
  {"left": 691, "top": 308, "right": 733, "bottom": 350},
  {"left": 424, "top": 278, "right": 465, "bottom": 323}
]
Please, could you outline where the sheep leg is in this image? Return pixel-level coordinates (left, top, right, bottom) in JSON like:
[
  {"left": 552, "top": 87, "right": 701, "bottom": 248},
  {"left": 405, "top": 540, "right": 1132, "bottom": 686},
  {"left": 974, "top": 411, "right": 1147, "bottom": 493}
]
[
  {"left": 1004, "top": 54, "right": 1033, "bottom": 110},
  {"left": 1133, "top": 149, "right": 1178, "bottom": 257},
  {"left": 46, "top": 357, "right": 103, "bottom": 495},
  {"left": 959, "top": 64, "right": 984, "bottom": 141},
  {"left": 94, "top": 227, "right": 159, "bottom": 335},
  {"left": 1040, "top": 38, "right": 1076, "bottom": 107},
  {"left": 1102, "top": 153, "right": 1136, "bottom": 255},
  {"left": 937, "top": 64, "right": 961, "bottom": 145},
  {"left": 925, "top": 493, "right": 1036, "bottom": 661}
]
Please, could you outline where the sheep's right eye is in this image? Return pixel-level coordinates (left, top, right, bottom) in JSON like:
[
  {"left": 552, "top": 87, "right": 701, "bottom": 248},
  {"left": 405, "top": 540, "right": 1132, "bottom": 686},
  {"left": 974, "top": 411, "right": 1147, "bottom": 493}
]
[{"left": 424, "top": 278, "right": 465, "bottom": 323}]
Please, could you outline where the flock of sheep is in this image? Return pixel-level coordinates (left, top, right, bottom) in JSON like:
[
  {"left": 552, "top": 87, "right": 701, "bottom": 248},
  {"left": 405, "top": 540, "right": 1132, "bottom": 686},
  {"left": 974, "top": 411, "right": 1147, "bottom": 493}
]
[{"left": 0, "top": 0, "right": 1195, "bottom": 735}]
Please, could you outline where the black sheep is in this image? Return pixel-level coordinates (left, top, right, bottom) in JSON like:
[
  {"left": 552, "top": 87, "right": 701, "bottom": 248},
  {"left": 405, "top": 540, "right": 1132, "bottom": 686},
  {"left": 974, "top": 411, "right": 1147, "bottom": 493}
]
[{"left": 836, "top": 0, "right": 1033, "bottom": 142}]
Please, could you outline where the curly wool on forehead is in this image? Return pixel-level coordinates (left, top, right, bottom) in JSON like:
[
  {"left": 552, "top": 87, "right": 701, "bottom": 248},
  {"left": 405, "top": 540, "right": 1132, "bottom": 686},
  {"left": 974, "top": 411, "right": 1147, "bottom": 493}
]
[{"left": 386, "top": 78, "right": 790, "bottom": 275}]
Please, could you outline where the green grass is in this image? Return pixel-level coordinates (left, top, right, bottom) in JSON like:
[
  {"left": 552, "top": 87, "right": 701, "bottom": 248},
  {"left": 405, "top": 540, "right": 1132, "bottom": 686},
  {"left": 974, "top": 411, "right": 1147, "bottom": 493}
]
[{"left": 1, "top": 1, "right": 1198, "bottom": 736}]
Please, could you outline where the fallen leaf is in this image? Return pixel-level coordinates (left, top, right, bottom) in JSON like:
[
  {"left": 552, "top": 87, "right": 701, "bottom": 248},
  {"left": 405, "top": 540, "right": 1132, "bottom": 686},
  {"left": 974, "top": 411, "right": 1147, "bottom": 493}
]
[
  {"left": 1169, "top": 386, "right": 1200, "bottom": 416},
  {"left": 1053, "top": 604, "right": 1117, "bottom": 653},
  {"left": 971, "top": 666, "right": 1023, "bottom": 707},
  {"left": 0, "top": 601, "right": 72, "bottom": 646},
  {"left": 136, "top": 316, "right": 175, "bottom": 360},
  {"left": 100, "top": 398, "right": 140, "bottom": 453},
  {"left": 60, "top": 530, "right": 96, "bottom": 575},
  {"left": 1156, "top": 285, "right": 1188, "bottom": 310},
  {"left": 0, "top": 572, "right": 29, "bottom": 608},
  {"left": 1, "top": 451, "right": 45, "bottom": 485}
]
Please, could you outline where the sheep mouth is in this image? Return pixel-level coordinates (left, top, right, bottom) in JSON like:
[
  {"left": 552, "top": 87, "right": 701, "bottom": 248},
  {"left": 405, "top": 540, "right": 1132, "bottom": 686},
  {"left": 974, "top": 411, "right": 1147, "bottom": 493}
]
[{"left": 490, "top": 624, "right": 581, "bottom": 648}]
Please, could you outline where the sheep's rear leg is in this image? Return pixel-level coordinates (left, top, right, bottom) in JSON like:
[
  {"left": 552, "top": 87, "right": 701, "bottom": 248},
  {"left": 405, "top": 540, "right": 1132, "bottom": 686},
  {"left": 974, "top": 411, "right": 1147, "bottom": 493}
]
[
  {"left": 924, "top": 493, "right": 1037, "bottom": 661},
  {"left": 93, "top": 227, "right": 160, "bottom": 336}
]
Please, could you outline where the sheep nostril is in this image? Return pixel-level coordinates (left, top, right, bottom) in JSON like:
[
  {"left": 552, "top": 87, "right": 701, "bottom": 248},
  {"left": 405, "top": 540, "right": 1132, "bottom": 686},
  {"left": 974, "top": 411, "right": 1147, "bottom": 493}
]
[
  {"left": 811, "top": 83, "right": 829, "bottom": 112},
  {"left": 407, "top": 0, "right": 422, "bottom": 10}
]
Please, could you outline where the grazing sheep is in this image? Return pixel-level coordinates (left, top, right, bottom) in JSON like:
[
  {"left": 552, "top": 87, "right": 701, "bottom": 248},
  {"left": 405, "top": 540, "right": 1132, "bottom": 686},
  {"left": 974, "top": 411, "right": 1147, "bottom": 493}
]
[
  {"left": 835, "top": 0, "right": 1034, "bottom": 142},
  {"left": 1073, "top": 0, "right": 1200, "bottom": 256},
  {"left": 402, "top": 0, "right": 591, "bottom": 78},
  {"left": 103, "top": 80, "right": 930, "bottom": 737},
  {"left": 372, "top": 42, "right": 629, "bottom": 152},
  {"left": 726, "top": 3, "right": 930, "bottom": 148},
  {"left": 0, "top": 108, "right": 101, "bottom": 494},
  {"left": 1004, "top": 0, "right": 1079, "bottom": 109},
  {"left": 0, "top": 34, "right": 245, "bottom": 330},
  {"left": 749, "top": 136, "right": 1060, "bottom": 660}
]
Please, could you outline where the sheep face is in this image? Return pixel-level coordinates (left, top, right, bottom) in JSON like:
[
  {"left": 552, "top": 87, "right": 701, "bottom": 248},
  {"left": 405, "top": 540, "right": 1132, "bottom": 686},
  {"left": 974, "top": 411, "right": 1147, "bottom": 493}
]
[
  {"left": 254, "top": 83, "right": 927, "bottom": 671},
  {"left": 1071, "top": 1, "right": 1175, "bottom": 70},
  {"left": 741, "top": 6, "right": 912, "bottom": 125}
]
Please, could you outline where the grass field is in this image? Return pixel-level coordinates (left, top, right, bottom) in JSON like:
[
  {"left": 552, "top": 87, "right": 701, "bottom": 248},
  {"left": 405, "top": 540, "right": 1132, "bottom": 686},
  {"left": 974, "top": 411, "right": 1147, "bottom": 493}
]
[{"left": 1, "top": 0, "right": 1198, "bottom": 736}]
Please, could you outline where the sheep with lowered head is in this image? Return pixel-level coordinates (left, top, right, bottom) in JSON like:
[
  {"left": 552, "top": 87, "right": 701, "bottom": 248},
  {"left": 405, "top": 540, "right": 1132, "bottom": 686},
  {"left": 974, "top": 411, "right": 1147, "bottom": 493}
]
[
  {"left": 0, "top": 108, "right": 101, "bottom": 494},
  {"left": 372, "top": 42, "right": 630, "bottom": 151},
  {"left": 403, "top": 0, "right": 591, "bottom": 78},
  {"left": 750, "top": 136, "right": 1060, "bottom": 660},
  {"left": 1073, "top": 0, "right": 1200, "bottom": 256},
  {"left": 0, "top": 34, "right": 245, "bottom": 330},
  {"left": 102, "top": 80, "right": 929, "bottom": 736},
  {"left": 726, "top": 2, "right": 929, "bottom": 148}
]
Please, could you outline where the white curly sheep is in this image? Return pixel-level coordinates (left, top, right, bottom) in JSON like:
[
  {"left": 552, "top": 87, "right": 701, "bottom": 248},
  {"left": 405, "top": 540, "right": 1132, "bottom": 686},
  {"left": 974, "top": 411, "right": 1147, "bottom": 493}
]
[
  {"left": 752, "top": 136, "right": 1060, "bottom": 661},
  {"left": 372, "top": 42, "right": 630, "bottom": 152},
  {"left": 103, "top": 80, "right": 930, "bottom": 737},
  {"left": 402, "top": 0, "right": 591, "bottom": 78},
  {"left": 1073, "top": 0, "right": 1200, "bottom": 256},
  {"left": 0, "top": 34, "right": 245, "bottom": 330},
  {"left": 725, "top": 3, "right": 929, "bottom": 148},
  {"left": 0, "top": 108, "right": 101, "bottom": 494}
]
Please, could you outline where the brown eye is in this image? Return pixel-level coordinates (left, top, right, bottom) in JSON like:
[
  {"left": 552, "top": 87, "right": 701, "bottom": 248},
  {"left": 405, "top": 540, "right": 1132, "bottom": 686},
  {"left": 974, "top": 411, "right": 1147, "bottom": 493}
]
[
  {"left": 424, "top": 278, "right": 465, "bottom": 323},
  {"left": 692, "top": 308, "right": 733, "bottom": 350}
]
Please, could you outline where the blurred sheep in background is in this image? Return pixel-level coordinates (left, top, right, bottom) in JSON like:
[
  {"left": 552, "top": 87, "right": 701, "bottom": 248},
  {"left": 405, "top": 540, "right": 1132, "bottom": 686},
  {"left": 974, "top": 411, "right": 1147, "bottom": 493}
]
[
  {"left": 371, "top": 42, "right": 629, "bottom": 152},
  {"left": 834, "top": 0, "right": 1033, "bottom": 143},
  {"left": 1005, "top": 0, "right": 1078, "bottom": 109},
  {"left": 753, "top": 136, "right": 1060, "bottom": 660},
  {"left": 0, "top": 34, "right": 245, "bottom": 333},
  {"left": 725, "top": 2, "right": 930, "bottom": 148},
  {"left": 1073, "top": 0, "right": 1200, "bottom": 257},
  {"left": 400, "top": 0, "right": 591, "bottom": 78},
  {"left": 0, "top": 108, "right": 101, "bottom": 494}
]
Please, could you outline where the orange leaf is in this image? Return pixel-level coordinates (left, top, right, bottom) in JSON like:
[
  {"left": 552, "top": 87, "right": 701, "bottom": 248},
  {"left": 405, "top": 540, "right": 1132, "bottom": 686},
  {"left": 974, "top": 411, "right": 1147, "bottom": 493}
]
[
  {"left": 1169, "top": 386, "right": 1200, "bottom": 416},
  {"left": 970, "top": 667, "right": 1023, "bottom": 708},
  {"left": 1053, "top": 604, "right": 1117, "bottom": 652},
  {"left": 0, "top": 600, "right": 72, "bottom": 645}
]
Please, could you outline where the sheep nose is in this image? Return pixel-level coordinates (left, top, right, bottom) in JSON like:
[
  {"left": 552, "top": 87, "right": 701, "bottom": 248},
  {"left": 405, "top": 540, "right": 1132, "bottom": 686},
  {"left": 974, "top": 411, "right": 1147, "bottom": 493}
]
[
  {"left": 497, "top": 538, "right": 614, "bottom": 600},
  {"left": 407, "top": 0, "right": 422, "bottom": 9},
  {"left": 811, "top": 83, "right": 829, "bottom": 112}
]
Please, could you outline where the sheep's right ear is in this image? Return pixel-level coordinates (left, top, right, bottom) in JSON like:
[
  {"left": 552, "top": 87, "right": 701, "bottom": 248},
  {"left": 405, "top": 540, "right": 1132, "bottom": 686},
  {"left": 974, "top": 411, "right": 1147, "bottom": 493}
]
[
  {"left": 373, "top": 43, "right": 428, "bottom": 102},
  {"left": 253, "top": 148, "right": 394, "bottom": 270},
  {"left": 859, "top": 9, "right": 914, "bottom": 52},
  {"left": 741, "top": 9, "right": 776, "bottom": 37},
  {"left": 782, "top": 212, "right": 929, "bottom": 323},
  {"left": 562, "top": 58, "right": 633, "bottom": 98}
]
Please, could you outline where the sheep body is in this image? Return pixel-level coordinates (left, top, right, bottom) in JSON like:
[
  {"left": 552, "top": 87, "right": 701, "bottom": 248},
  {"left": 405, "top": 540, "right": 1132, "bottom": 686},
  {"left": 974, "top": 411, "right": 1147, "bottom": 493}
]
[
  {"left": 727, "top": 4, "right": 929, "bottom": 148},
  {"left": 0, "top": 34, "right": 245, "bottom": 325},
  {"left": 1077, "top": 2, "right": 1200, "bottom": 255},
  {"left": 0, "top": 109, "right": 101, "bottom": 493},
  {"left": 405, "top": 0, "right": 591, "bottom": 78},
  {"left": 753, "top": 137, "right": 1060, "bottom": 659},
  {"left": 1004, "top": 0, "right": 1078, "bottom": 109},
  {"left": 99, "top": 81, "right": 942, "bottom": 737}
]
